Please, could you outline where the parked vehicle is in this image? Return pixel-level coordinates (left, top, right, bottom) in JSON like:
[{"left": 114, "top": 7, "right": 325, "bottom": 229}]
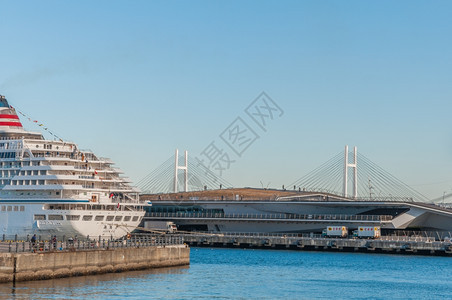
[
  {"left": 144, "top": 221, "right": 177, "bottom": 233},
  {"left": 353, "top": 226, "right": 381, "bottom": 239},
  {"left": 322, "top": 226, "right": 348, "bottom": 238}
]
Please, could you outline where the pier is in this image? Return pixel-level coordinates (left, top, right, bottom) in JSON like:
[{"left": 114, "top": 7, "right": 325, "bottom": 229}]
[
  {"left": 0, "top": 235, "right": 190, "bottom": 283},
  {"left": 180, "top": 232, "right": 452, "bottom": 256}
]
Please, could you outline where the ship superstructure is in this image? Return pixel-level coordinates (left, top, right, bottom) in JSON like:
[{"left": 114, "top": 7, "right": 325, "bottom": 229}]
[{"left": 0, "top": 95, "right": 145, "bottom": 239}]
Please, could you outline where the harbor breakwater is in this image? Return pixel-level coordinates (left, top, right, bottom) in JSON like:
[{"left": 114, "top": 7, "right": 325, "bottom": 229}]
[{"left": 0, "top": 244, "right": 190, "bottom": 283}]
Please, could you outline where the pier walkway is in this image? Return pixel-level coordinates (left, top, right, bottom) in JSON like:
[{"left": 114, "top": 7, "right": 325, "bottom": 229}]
[
  {"left": 0, "top": 234, "right": 183, "bottom": 253},
  {"left": 180, "top": 232, "right": 452, "bottom": 256},
  {"left": 0, "top": 234, "right": 189, "bottom": 283}
]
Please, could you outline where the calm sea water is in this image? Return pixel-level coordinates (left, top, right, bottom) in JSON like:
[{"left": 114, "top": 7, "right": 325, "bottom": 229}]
[{"left": 1, "top": 248, "right": 452, "bottom": 299}]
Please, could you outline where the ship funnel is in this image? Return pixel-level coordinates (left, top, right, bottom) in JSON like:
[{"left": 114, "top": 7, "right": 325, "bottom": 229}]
[{"left": 0, "top": 95, "right": 24, "bottom": 130}]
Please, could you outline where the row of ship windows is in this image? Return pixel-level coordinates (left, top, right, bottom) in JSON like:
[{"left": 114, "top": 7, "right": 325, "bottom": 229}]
[
  {"left": 1, "top": 205, "right": 25, "bottom": 212},
  {"left": 0, "top": 161, "right": 77, "bottom": 168},
  {"left": 34, "top": 214, "right": 140, "bottom": 222},
  {"left": 1, "top": 204, "right": 142, "bottom": 213},
  {"left": 0, "top": 142, "right": 71, "bottom": 150},
  {"left": 0, "top": 143, "right": 65, "bottom": 151},
  {"left": 0, "top": 161, "right": 103, "bottom": 170},
  {"left": 36, "top": 144, "right": 58, "bottom": 149},
  {"left": 0, "top": 171, "right": 19, "bottom": 177},
  {"left": 0, "top": 152, "right": 16, "bottom": 159},
  {"left": 0, "top": 142, "right": 19, "bottom": 149},
  {"left": 0, "top": 161, "right": 40, "bottom": 168},
  {"left": 0, "top": 170, "right": 47, "bottom": 176},
  {"left": 11, "top": 180, "right": 46, "bottom": 185},
  {"left": 1, "top": 171, "right": 108, "bottom": 179},
  {"left": 0, "top": 191, "right": 59, "bottom": 196}
]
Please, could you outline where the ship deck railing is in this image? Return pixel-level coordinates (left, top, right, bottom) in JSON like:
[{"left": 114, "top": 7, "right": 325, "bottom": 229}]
[{"left": 146, "top": 212, "right": 394, "bottom": 222}]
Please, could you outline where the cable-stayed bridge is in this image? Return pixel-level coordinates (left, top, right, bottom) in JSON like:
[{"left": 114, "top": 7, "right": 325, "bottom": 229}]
[
  {"left": 137, "top": 150, "right": 232, "bottom": 194},
  {"left": 289, "top": 146, "right": 429, "bottom": 203},
  {"left": 138, "top": 146, "right": 431, "bottom": 203}
]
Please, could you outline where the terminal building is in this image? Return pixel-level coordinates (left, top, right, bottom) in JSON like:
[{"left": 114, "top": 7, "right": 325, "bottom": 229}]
[{"left": 140, "top": 188, "right": 452, "bottom": 234}]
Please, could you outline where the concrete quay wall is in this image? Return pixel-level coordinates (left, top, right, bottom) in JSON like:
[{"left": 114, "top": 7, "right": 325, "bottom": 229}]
[
  {"left": 183, "top": 234, "right": 452, "bottom": 256},
  {"left": 0, "top": 245, "right": 189, "bottom": 283}
]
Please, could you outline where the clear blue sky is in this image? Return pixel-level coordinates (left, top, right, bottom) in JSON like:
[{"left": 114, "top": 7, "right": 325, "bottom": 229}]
[{"left": 1, "top": 1, "right": 451, "bottom": 199}]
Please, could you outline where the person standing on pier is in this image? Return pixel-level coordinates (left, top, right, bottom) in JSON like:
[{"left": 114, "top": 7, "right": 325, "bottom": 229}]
[
  {"left": 52, "top": 235, "right": 57, "bottom": 249},
  {"left": 31, "top": 234, "right": 37, "bottom": 252}
]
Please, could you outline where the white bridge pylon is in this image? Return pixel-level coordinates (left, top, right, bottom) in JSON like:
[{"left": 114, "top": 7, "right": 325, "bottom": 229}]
[
  {"left": 343, "top": 145, "right": 358, "bottom": 199},
  {"left": 174, "top": 149, "right": 188, "bottom": 193},
  {"left": 289, "top": 146, "right": 428, "bottom": 202}
]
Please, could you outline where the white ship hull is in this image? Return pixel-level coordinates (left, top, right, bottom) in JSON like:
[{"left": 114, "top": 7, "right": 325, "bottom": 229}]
[{"left": 0, "top": 201, "right": 145, "bottom": 239}]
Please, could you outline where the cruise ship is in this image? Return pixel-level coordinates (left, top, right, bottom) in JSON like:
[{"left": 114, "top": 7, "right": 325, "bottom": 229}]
[{"left": 0, "top": 95, "right": 145, "bottom": 239}]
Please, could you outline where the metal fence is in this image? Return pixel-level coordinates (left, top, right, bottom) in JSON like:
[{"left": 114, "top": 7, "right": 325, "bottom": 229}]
[
  {"left": 0, "top": 234, "right": 184, "bottom": 253},
  {"left": 186, "top": 231, "right": 323, "bottom": 239},
  {"left": 147, "top": 212, "right": 393, "bottom": 222}
]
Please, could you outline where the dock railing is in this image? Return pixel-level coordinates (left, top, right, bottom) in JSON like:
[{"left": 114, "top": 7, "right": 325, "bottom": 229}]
[
  {"left": 185, "top": 231, "right": 322, "bottom": 239},
  {"left": 182, "top": 230, "right": 452, "bottom": 242},
  {"left": 0, "top": 234, "right": 184, "bottom": 253}
]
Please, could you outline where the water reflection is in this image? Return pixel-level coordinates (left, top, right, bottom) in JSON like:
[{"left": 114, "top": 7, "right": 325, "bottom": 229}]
[
  {"left": 0, "top": 266, "right": 189, "bottom": 299},
  {"left": 2, "top": 248, "right": 452, "bottom": 299}
]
